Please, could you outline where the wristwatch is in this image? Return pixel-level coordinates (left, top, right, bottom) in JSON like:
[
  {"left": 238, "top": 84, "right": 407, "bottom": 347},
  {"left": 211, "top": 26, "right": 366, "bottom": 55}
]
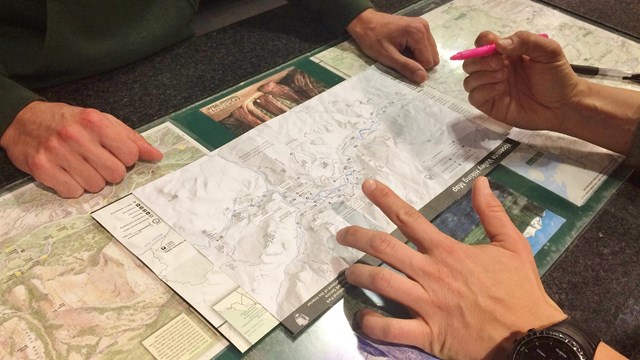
[{"left": 509, "top": 317, "right": 601, "bottom": 360}]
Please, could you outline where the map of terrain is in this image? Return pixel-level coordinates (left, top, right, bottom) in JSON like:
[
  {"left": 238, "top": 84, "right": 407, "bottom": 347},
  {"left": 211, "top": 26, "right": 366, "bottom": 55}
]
[
  {"left": 0, "top": 123, "right": 226, "bottom": 359},
  {"left": 134, "top": 67, "right": 506, "bottom": 320}
]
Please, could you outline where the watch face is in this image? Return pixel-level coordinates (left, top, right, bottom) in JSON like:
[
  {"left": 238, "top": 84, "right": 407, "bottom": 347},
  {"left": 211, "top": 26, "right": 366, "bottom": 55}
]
[{"left": 512, "top": 334, "right": 584, "bottom": 360}]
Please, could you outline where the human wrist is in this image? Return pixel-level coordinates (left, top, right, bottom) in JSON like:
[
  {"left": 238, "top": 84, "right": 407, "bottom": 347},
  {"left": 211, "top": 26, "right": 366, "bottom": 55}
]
[
  {"left": 508, "top": 316, "right": 606, "bottom": 360},
  {"left": 0, "top": 100, "right": 47, "bottom": 150},
  {"left": 556, "top": 79, "right": 640, "bottom": 155},
  {"left": 550, "top": 78, "right": 592, "bottom": 135},
  {"left": 492, "top": 314, "right": 569, "bottom": 359},
  {"left": 346, "top": 8, "right": 377, "bottom": 39}
]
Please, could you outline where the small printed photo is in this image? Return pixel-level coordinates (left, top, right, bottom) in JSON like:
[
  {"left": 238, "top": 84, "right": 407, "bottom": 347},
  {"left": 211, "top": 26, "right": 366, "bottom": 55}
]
[
  {"left": 432, "top": 180, "right": 565, "bottom": 254},
  {"left": 200, "top": 68, "right": 327, "bottom": 135}
]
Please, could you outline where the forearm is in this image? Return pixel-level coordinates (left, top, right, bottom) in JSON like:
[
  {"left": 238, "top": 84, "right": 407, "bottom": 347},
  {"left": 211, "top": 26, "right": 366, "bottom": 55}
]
[
  {"left": 595, "top": 342, "right": 628, "bottom": 360},
  {"left": 556, "top": 79, "right": 640, "bottom": 156}
]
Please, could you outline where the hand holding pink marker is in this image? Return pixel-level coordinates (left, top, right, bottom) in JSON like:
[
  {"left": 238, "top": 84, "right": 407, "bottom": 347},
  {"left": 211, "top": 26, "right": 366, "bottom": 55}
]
[{"left": 450, "top": 33, "right": 549, "bottom": 60}]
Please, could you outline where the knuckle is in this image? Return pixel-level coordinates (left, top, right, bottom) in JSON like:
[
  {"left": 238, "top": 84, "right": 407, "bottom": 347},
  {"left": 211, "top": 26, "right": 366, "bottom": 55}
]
[
  {"left": 421, "top": 58, "right": 435, "bottom": 70},
  {"left": 547, "top": 39, "right": 563, "bottom": 54},
  {"left": 405, "top": 22, "right": 427, "bottom": 37},
  {"left": 55, "top": 125, "right": 81, "bottom": 143},
  {"left": 369, "top": 233, "right": 396, "bottom": 255},
  {"left": 513, "top": 31, "right": 534, "bottom": 49},
  {"left": 64, "top": 187, "right": 85, "bottom": 199},
  {"left": 370, "top": 268, "right": 395, "bottom": 290},
  {"left": 475, "top": 31, "right": 495, "bottom": 47},
  {"left": 462, "top": 76, "right": 472, "bottom": 92},
  {"left": 380, "top": 322, "right": 405, "bottom": 342},
  {"left": 78, "top": 108, "right": 102, "bottom": 124},
  {"left": 483, "top": 194, "right": 506, "bottom": 214},
  {"left": 26, "top": 153, "right": 48, "bottom": 174},
  {"left": 467, "top": 92, "right": 481, "bottom": 108},
  {"left": 120, "top": 147, "right": 140, "bottom": 167},
  {"left": 394, "top": 207, "right": 422, "bottom": 228},
  {"left": 78, "top": 108, "right": 109, "bottom": 131},
  {"left": 53, "top": 182, "right": 85, "bottom": 199},
  {"left": 513, "top": 30, "right": 529, "bottom": 39},
  {"left": 420, "top": 18, "right": 431, "bottom": 31},
  {"left": 104, "top": 165, "right": 126, "bottom": 184},
  {"left": 85, "top": 178, "right": 106, "bottom": 193},
  {"left": 461, "top": 60, "right": 472, "bottom": 74}
]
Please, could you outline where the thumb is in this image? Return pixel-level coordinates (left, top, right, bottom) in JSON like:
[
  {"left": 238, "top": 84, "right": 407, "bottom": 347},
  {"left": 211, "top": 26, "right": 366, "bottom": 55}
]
[
  {"left": 471, "top": 177, "right": 531, "bottom": 254},
  {"left": 495, "top": 31, "right": 565, "bottom": 64},
  {"left": 474, "top": 30, "right": 500, "bottom": 47},
  {"left": 131, "top": 131, "right": 163, "bottom": 161}
]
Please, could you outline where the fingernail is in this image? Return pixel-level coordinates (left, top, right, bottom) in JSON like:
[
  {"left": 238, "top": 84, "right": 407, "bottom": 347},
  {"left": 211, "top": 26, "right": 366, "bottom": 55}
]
[
  {"left": 344, "top": 266, "right": 352, "bottom": 279},
  {"left": 412, "top": 69, "right": 427, "bottom": 83},
  {"left": 499, "top": 38, "right": 513, "bottom": 47},
  {"left": 336, "top": 228, "right": 345, "bottom": 244},
  {"left": 362, "top": 179, "right": 377, "bottom": 193},
  {"left": 478, "top": 176, "right": 491, "bottom": 193}
]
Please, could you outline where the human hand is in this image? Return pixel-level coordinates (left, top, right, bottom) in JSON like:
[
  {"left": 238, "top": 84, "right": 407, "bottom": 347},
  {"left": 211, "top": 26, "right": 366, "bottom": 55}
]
[
  {"left": 462, "top": 31, "right": 583, "bottom": 132},
  {"left": 0, "top": 101, "right": 163, "bottom": 198},
  {"left": 347, "top": 9, "right": 439, "bottom": 84},
  {"left": 336, "top": 177, "right": 566, "bottom": 359}
]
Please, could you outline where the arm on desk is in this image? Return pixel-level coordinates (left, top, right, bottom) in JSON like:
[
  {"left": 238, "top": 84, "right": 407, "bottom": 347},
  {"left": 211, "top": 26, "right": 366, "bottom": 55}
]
[{"left": 461, "top": 31, "right": 640, "bottom": 163}]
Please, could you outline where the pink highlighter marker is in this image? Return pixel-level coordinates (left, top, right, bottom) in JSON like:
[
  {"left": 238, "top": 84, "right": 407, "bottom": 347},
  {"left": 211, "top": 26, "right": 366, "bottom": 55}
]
[{"left": 450, "top": 33, "right": 549, "bottom": 60}]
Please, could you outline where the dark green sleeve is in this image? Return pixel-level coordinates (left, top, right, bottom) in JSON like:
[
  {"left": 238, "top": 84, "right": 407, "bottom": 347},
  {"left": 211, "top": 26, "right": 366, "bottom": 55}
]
[
  {"left": 623, "top": 121, "right": 640, "bottom": 169},
  {"left": 0, "top": 69, "right": 43, "bottom": 137},
  {"left": 288, "top": 0, "right": 373, "bottom": 35}
]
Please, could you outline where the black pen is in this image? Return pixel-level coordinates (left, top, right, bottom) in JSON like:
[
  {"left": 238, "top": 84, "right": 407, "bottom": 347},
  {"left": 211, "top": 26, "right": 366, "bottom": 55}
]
[{"left": 570, "top": 64, "right": 640, "bottom": 84}]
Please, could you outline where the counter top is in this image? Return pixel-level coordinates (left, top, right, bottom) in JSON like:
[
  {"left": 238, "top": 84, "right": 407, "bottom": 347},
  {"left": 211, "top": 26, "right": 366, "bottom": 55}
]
[{"left": 1, "top": 0, "right": 638, "bottom": 356}]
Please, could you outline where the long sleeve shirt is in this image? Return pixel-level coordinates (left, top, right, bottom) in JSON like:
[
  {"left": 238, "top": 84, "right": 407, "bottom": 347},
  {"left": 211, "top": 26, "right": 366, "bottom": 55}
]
[{"left": 0, "top": 0, "right": 372, "bottom": 137}]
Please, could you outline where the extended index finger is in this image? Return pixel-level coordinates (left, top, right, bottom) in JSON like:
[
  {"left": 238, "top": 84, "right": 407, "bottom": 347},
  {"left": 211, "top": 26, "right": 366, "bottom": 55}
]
[{"left": 361, "top": 179, "right": 449, "bottom": 252}]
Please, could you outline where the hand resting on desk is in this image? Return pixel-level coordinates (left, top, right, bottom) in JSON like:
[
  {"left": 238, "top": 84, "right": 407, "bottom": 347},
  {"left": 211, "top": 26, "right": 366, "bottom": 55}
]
[
  {"left": 348, "top": 9, "right": 440, "bottom": 84},
  {"left": 337, "top": 177, "right": 629, "bottom": 359},
  {"left": 337, "top": 177, "right": 567, "bottom": 359},
  {"left": 0, "top": 101, "right": 163, "bottom": 198}
]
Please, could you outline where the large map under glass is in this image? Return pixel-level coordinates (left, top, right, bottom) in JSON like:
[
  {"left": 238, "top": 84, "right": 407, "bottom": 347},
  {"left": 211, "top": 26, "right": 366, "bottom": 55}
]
[
  {"left": 0, "top": 123, "right": 227, "bottom": 359},
  {"left": 4, "top": 0, "right": 640, "bottom": 358},
  {"left": 134, "top": 67, "right": 506, "bottom": 320},
  {"left": 313, "top": 0, "right": 640, "bottom": 209}
]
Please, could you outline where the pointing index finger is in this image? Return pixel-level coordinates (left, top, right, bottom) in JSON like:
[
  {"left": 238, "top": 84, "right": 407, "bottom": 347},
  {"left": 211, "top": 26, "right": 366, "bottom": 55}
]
[{"left": 361, "top": 179, "right": 450, "bottom": 253}]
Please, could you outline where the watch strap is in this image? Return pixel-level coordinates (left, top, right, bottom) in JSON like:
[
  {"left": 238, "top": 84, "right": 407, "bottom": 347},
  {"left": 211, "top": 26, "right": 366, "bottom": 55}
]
[{"left": 548, "top": 317, "right": 601, "bottom": 360}]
